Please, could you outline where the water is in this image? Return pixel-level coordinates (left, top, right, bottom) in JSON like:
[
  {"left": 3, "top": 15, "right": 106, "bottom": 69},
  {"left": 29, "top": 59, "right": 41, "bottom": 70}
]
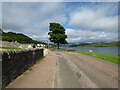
[{"left": 60, "top": 47, "right": 119, "bottom": 56}]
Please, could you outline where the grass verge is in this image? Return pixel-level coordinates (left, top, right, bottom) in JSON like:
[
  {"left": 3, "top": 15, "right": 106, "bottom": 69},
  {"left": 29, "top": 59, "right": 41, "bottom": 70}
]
[
  {"left": 0, "top": 47, "right": 21, "bottom": 49},
  {"left": 24, "top": 57, "right": 45, "bottom": 73},
  {"left": 59, "top": 49, "right": 119, "bottom": 64}
]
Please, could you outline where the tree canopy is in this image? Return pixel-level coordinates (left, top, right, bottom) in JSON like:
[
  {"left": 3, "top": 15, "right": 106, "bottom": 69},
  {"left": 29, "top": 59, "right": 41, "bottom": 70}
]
[{"left": 48, "top": 22, "right": 68, "bottom": 49}]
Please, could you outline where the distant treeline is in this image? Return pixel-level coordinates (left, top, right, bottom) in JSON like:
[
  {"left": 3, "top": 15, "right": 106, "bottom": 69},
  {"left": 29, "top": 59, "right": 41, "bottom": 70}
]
[
  {"left": 0, "top": 29, "right": 46, "bottom": 44},
  {"left": 69, "top": 41, "right": 120, "bottom": 47}
]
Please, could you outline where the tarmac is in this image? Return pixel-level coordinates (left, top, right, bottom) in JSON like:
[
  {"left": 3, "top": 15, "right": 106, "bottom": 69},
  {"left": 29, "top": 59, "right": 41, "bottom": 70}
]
[{"left": 6, "top": 51, "right": 118, "bottom": 88}]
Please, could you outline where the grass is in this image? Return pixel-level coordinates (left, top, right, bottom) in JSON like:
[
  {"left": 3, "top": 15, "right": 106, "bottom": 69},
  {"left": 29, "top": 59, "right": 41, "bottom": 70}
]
[
  {"left": 25, "top": 57, "right": 45, "bottom": 73},
  {"left": 0, "top": 47, "right": 21, "bottom": 49},
  {"left": 59, "top": 49, "right": 119, "bottom": 64},
  {"left": 28, "top": 65, "right": 33, "bottom": 70},
  {"left": 35, "top": 56, "right": 45, "bottom": 64},
  {"left": 22, "top": 71, "right": 28, "bottom": 75}
]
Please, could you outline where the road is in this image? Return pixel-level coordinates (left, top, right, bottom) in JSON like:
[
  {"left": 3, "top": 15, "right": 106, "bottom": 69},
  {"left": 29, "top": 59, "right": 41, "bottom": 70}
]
[
  {"left": 7, "top": 51, "right": 118, "bottom": 88},
  {"left": 53, "top": 51, "right": 118, "bottom": 88}
]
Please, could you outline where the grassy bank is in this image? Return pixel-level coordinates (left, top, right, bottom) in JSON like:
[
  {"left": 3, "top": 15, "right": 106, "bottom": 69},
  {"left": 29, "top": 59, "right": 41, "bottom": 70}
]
[
  {"left": 60, "top": 49, "right": 119, "bottom": 64},
  {"left": 0, "top": 47, "right": 21, "bottom": 49}
]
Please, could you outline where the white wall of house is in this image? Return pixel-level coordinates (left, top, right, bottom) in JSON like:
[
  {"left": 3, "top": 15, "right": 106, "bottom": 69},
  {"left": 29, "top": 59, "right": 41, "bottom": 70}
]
[
  {"left": 28, "top": 45, "right": 32, "bottom": 48},
  {"left": 43, "top": 48, "right": 49, "bottom": 56}
]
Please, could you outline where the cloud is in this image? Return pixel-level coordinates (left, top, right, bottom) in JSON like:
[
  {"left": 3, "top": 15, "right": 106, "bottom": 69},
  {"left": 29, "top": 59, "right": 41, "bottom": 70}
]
[
  {"left": 0, "top": 2, "right": 1, "bottom": 28},
  {"left": 31, "top": 32, "right": 49, "bottom": 42},
  {"left": 68, "top": 2, "right": 118, "bottom": 32},
  {"left": 2, "top": 0, "right": 65, "bottom": 2},
  {"left": 2, "top": 0, "right": 119, "bottom": 2},
  {"left": 2, "top": 2, "right": 67, "bottom": 42},
  {"left": 2, "top": 2, "right": 118, "bottom": 43},
  {"left": 66, "top": 28, "right": 118, "bottom": 43}
]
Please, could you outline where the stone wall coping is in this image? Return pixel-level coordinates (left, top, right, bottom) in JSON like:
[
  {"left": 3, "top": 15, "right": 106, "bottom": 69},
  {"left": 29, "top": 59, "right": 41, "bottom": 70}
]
[
  {"left": 2, "top": 47, "right": 44, "bottom": 87},
  {"left": 1, "top": 48, "right": 44, "bottom": 54}
]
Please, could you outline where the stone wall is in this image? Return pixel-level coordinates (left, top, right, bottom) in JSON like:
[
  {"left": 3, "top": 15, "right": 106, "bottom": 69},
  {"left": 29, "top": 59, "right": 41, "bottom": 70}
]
[
  {"left": 1, "top": 41, "right": 33, "bottom": 48},
  {"left": 2, "top": 48, "right": 43, "bottom": 87}
]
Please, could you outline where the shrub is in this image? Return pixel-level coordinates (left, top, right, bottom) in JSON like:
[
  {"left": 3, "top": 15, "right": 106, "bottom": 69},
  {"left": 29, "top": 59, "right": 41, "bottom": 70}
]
[
  {"left": 33, "top": 44, "right": 36, "bottom": 48},
  {"left": 67, "top": 49, "right": 76, "bottom": 51}
]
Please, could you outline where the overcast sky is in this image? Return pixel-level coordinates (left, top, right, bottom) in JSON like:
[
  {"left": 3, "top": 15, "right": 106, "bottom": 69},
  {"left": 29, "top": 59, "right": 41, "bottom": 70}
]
[{"left": 2, "top": 2, "right": 118, "bottom": 43}]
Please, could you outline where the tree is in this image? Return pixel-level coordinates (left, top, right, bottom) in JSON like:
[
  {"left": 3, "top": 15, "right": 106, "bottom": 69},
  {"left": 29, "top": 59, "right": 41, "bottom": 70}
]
[{"left": 48, "top": 22, "right": 68, "bottom": 49}]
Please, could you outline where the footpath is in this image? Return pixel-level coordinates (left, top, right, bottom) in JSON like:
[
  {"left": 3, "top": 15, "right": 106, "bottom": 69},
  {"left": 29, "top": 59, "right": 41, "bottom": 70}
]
[{"left": 6, "top": 51, "right": 56, "bottom": 88}]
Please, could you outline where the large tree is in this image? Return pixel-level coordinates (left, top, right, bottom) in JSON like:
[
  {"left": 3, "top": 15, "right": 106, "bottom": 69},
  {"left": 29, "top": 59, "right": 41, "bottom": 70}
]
[{"left": 48, "top": 22, "right": 68, "bottom": 49}]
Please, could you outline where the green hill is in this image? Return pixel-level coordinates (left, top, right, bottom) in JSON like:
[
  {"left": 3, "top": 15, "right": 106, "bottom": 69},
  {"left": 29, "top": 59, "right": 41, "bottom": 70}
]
[
  {"left": 0, "top": 28, "right": 46, "bottom": 44},
  {"left": 83, "top": 42, "right": 119, "bottom": 47},
  {"left": 69, "top": 41, "right": 119, "bottom": 47}
]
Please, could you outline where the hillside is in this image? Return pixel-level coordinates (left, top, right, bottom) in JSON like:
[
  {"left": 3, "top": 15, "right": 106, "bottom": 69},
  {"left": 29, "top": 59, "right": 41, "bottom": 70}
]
[
  {"left": 69, "top": 43, "right": 90, "bottom": 47},
  {"left": 69, "top": 41, "right": 119, "bottom": 47},
  {"left": 0, "top": 28, "right": 46, "bottom": 44}
]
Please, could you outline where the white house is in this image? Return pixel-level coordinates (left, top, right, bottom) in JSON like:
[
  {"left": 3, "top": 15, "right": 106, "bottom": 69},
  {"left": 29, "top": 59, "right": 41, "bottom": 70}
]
[
  {"left": 28, "top": 45, "right": 32, "bottom": 48},
  {"left": 37, "top": 44, "right": 40, "bottom": 47},
  {"left": 40, "top": 44, "right": 45, "bottom": 47}
]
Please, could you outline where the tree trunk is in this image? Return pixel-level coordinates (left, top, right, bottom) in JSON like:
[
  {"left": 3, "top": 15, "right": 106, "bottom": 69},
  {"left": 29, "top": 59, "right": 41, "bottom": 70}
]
[{"left": 57, "top": 42, "right": 59, "bottom": 50}]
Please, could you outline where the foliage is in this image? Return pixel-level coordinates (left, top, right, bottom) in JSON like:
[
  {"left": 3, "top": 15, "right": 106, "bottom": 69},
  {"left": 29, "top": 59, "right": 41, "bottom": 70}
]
[
  {"left": 48, "top": 23, "right": 68, "bottom": 49},
  {"left": 60, "top": 49, "right": 76, "bottom": 51},
  {"left": 60, "top": 49, "right": 119, "bottom": 64},
  {"left": 1, "top": 29, "right": 46, "bottom": 44},
  {"left": 33, "top": 44, "right": 36, "bottom": 48}
]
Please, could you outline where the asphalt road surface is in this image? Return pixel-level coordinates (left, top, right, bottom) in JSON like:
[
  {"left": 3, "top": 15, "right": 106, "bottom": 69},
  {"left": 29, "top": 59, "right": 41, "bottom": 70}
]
[
  {"left": 7, "top": 51, "right": 118, "bottom": 88},
  {"left": 53, "top": 51, "right": 118, "bottom": 88}
]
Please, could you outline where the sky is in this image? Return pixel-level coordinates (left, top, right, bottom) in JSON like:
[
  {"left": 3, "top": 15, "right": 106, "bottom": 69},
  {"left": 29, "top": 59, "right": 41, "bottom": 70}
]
[{"left": 2, "top": 2, "right": 118, "bottom": 43}]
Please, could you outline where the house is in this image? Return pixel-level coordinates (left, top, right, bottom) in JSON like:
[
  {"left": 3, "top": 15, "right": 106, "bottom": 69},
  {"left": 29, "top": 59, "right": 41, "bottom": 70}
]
[
  {"left": 37, "top": 44, "right": 40, "bottom": 47},
  {"left": 40, "top": 44, "right": 45, "bottom": 47},
  {"left": 28, "top": 45, "right": 32, "bottom": 48},
  {"left": 36, "top": 44, "right": 41, "bottom": 48}
]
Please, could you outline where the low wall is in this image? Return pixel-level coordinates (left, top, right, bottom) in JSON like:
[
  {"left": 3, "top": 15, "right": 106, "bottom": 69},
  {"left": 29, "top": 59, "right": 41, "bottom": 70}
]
[
  {"left": 1, "top": 41, "right": 33, "bottom": 48},
  {"left": 2, "top": 48, "right": 43, "bottom": 87}
]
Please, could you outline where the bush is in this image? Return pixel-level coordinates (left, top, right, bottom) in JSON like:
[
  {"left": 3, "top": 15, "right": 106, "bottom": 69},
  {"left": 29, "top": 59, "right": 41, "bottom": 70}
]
[
  {"left": 33, "top": 44, "right": 36, "bottom": 48},
  {"left": 67, "top": 49, "right": 76, "bottom": 51}
]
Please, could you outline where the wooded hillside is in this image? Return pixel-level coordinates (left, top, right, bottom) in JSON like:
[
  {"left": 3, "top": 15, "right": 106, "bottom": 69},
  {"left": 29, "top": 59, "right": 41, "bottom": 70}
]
[{"left": 0, "top": 28, "right": 46, "bottom": 44}]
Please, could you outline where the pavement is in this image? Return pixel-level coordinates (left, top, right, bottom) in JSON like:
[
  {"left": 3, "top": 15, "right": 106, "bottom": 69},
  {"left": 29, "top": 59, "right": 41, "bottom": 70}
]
[
  {"left": 7, "top": 51, "right": 56, "bottom": 88},
  {"left": 6, "top": 51, "right": 119, "bottom": 88},
  {"left": 0, "top": 61, "right": 1, "bottom": 89}
]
